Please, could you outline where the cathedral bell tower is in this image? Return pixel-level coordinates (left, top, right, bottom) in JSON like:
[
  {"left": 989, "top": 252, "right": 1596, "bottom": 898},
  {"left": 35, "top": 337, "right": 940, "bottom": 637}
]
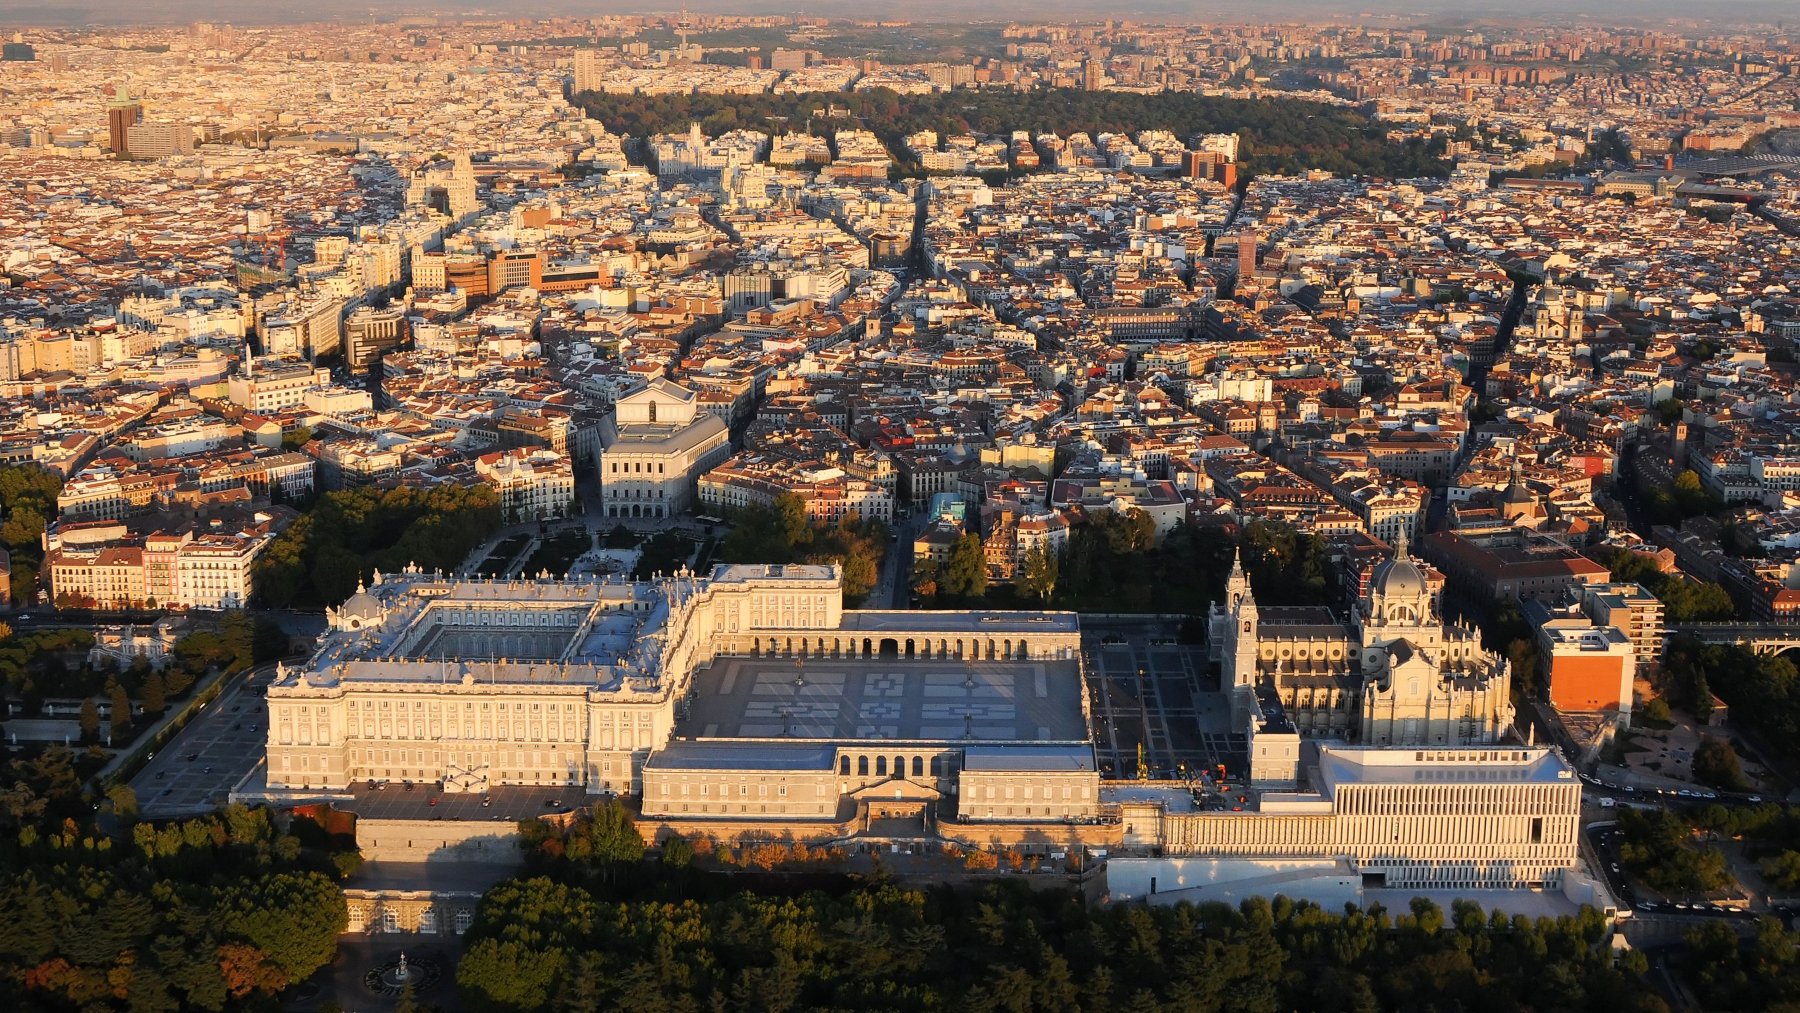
[{"left": 1227, "top": 548, "right": 1259, "bottom": 689}]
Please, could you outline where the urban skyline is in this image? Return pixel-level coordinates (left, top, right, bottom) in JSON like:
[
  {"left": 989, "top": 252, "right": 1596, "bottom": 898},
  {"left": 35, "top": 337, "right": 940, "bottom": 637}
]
[{"left": 0, "top": 9, "right": 1797, "bottom": 1011}]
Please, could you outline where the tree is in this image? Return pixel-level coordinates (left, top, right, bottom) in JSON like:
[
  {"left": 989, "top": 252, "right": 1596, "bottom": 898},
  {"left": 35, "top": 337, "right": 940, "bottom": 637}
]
[
  {"left": 910, "top": 558, "right": 940, "bottom": 599},
  {"left": 1242, "top": 520, "right": 1330, "bottom": 606},
  {"left": 9, "top": 562, "right": 37, "bottom": 608},
  {"left": 1017, "top": 541, "right": 1058, "bottom": 602},
  {"left": 1692, "top": 736, "right": 1748, "bottom": 791},
  {"left": 662, "top": 834, "right": 695, "bottom": 869},
  {"left": 1506, "top": 638, "right": 1541, "bottom": 697},
  {"left": 212, "top": 872, "right": 348, "bottom": 986},
  {"left": 108, "top": 679, "right": 133, "bottom": 741},
  {"left": 77, "top": 699, "right": 99, "bottom": 743},
  {"left": 583, "top": 798, "right": 646, "bottom": 880},
  {"left": 141, "top": 670, "right": 167, "bottom": 715},
  {"left": 106, "top": 784, "right": 139, "bottom": 823},
  {"left": 838, "top": 540, "right": 880, "bottom": 602},
  {"left": 217, "top": 942, "right": 286, "bottom": 999},
  {"left": 460, "top": 938, "right": 570, "bottom": 1013},
  {"left": 281, "top": 426, "right": 314, "bottom": 452},
  {"left": 1761, "top": 850, "right": 1800, "bottom": 892},
  {"left": 941, "top": 533, "right": 988, "bottom": 599},
  {"left": 774, "top": 493, "right": 809, "bottom": 547}
]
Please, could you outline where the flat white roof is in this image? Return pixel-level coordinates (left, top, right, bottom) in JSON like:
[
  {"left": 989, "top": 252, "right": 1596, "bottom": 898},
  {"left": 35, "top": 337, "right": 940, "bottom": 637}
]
[
  {"left": 842, "top": 610, "right": 1079, "bottom": 633},
  {"left": 1316, "top": 745, "right": 1575, "bottom": 792}
]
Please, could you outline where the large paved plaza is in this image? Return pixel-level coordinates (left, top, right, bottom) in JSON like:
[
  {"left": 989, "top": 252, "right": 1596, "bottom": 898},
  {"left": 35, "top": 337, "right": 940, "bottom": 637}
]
[{"left": 679, "top": 655, "right": 1089, "bottom": 743}]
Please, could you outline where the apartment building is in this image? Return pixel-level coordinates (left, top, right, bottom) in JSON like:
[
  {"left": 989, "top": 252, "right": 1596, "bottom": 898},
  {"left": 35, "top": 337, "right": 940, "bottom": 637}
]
[{"left": 475, "top": 447, "right": 576, "bottom": 522}]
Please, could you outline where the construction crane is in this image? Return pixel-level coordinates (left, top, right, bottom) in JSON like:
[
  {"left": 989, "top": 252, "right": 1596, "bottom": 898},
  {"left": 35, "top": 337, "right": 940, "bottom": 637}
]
[{"left": 257, "top": 226, "right": 290, "bottom": 272}]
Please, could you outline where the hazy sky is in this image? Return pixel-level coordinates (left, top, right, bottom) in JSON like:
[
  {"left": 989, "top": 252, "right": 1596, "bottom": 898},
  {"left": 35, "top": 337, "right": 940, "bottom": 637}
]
[{"left": 0, "top": 0, "right": 1793, "bottom": 27}]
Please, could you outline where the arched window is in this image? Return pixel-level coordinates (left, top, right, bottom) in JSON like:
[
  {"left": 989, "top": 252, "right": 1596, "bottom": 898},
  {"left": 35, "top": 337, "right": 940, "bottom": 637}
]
[
  {"left": 876, "top": 756, "right": 887, "bottom": 776},
  {"left": 840, "top": 755, "right": 850, "bottom": 775},
  {"left": 647, "top": 400, "right": 657, "bottom": 423},
  {"left": 857, "top": 756, "right": 869, "bottom": 776},
  {"left": 912, "top": 756, "right": 924, "bottom": 777}
]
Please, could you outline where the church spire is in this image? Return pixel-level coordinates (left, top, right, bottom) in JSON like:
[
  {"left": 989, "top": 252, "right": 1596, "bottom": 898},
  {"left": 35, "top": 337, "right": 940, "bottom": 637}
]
[{"left": 1227, "top": 544, "right": 1254, "bottom": 610}]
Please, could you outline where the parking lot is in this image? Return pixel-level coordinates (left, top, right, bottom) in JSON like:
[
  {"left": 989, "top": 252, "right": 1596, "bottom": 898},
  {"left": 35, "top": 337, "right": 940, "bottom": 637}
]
[
  {"left": 1085, "top": 632, "right": 1241, "bottom": 781},
  {"left": 132, "top": 666, "right": 273, "bottom": 819}
]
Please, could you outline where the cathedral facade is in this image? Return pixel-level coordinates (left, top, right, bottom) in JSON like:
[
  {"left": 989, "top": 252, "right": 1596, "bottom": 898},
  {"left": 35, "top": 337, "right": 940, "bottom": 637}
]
[{"left": 1213, "top": 536, "right": 1513, "bottom": 750}]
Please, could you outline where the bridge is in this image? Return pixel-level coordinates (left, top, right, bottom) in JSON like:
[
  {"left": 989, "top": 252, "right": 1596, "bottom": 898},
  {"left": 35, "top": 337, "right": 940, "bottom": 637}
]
[{"left": 1667, "top": 623, "right": 1800, "bottom": 655}]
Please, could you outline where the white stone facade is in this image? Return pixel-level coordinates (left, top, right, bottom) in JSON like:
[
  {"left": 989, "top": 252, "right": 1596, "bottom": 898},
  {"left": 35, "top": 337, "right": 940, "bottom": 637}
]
[{"left": 598, "top": 378, "right": 730, "bottom": 520}]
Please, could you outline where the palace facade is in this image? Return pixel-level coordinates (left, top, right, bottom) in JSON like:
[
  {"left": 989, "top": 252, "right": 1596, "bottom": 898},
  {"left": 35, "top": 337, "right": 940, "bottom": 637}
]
[{"left": 264, "top": 564, "right": 1088, "bottom": 808}]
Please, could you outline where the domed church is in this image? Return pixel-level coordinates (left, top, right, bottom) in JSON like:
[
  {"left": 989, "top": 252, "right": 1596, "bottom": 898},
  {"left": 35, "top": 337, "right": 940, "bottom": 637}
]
[{"left": 1213, "top": 534, "right": 1513, "bottom": 748}]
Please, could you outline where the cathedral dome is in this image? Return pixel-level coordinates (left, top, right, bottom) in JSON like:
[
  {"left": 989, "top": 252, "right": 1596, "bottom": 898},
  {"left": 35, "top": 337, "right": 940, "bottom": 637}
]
[
  {"left": 1373, "top": 554, "right": 1426, "bottom": 599},
  {"left": 1372, "top": 532, "right": 1426, "bottom": 601}
]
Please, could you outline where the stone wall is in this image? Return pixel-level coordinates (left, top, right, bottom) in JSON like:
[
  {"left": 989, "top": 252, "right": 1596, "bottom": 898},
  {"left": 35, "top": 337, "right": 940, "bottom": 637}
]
[{"left": 355, "top": 818, "right": 523, "bottom": 864}]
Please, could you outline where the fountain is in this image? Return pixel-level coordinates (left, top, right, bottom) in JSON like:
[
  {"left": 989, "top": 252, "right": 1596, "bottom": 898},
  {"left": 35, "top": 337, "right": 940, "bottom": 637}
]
[
  {"left": 363, "top": 949, "right": 442, "bottom": 999},
  {"left": 381, "top": 952, "right": 413, "bottom": 989}
]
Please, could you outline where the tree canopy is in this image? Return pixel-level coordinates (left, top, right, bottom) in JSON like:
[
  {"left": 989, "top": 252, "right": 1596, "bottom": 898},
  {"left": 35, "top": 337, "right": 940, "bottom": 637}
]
[
  {"left": 1596, "top": 547, "right": 1733, "bottom": 624},
  {"left": 0, "top": 804, "right": 352, "bottom": 1011},
  {"left": 574, "top": 87, "right": 1452, "bottom": 180},
  {"left": 458, "top": 873, "right": 1664, "bottom": 1013},
  {"left": 719, "top": 495, "right": 888, "bottom": 604},
  {"left": 1663, "top": 637, "right": 1800, "bottom": 771},
  {"left": 1616, "top": 806, "right": 1733, "bottom": 895},
  {"left": 0, "top": 463, "right": 62, "bottom": 605},
  {"left": 253, "top": 483, "right": 502, "bottom": 607}
]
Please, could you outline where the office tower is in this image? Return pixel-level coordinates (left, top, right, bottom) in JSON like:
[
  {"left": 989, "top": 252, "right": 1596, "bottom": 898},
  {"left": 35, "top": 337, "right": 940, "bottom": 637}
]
[
  {"left": 572, "top": 49, "right": 603, "bottom": 94},
  {"left": 448, "top": 151, "right": 477, "bottom": 219},
  {"left": 107, "top": 98, "right": 142, "bottom": 157},
  {"left": 1082, "top": 60, "right": 1104, "bottom": 91},
  {"left": 1237, "top": 229, "right": 1258, "bottom": 287}
]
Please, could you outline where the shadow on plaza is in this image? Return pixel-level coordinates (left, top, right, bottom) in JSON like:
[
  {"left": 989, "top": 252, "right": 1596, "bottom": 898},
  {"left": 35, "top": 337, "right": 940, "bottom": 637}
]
[{"left": 288, "top": 932, "right": 466, "bottom": 1013}]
